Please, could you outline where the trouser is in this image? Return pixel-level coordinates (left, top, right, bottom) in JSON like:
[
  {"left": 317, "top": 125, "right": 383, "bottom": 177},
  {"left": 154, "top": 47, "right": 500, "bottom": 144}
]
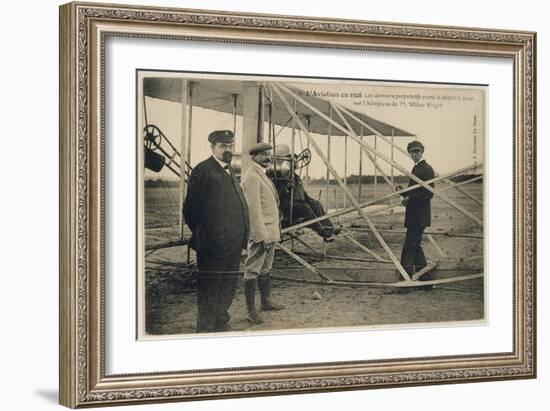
[
  {"left": 400, "top": 225, "right": 428, "bottom": 277},
  {"left": 195, "top": 252, "right": 241, "bottom": 333},
  {"left": 243, "top": 240, "right": 276, "bottom": 280},
  {"left": 289, "top": 199, "right": 333, "bottom": 234}
]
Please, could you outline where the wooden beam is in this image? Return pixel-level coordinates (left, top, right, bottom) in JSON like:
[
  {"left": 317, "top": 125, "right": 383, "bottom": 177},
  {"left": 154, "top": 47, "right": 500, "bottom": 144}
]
[
  {"left": 340, "top": 101, "right": 485, "bottom": 213},
  {"left": 289, "top": 97, "right": 296, "bottom": 236},
  {"left": 294, "top": 251, "right": 390, "bottom": 264},
  {"left": 305, "top": 114, "right": 311, "bottom": 189},
  {"left": 412, "top": 261, "right": 438, "bottom": 280},
  {"left": 279, "top": 84, "right": 483, "bottom": 227},
  {"left": 186, "top": 82, "right": 194, "bottom": 182},
  {"left": 333, "top": 102, "right": 482, "bottom": 228},
  {"left": 341, "top": 232, "right": 387, "bottom": 262},
  {"left": 145, "top": 239, "right": 190, "bottom": 252},
  {"left": 282, "top": 163, "right": 480, "bottom": 234},
  {"left": 332, "top": 103, "right": 394, "bottom": 189},
  {"left": 270, "top": 272, "right": 484, "bottom": 288},
  {"left": 339, "top": 103, "right": 484, "bottom": 211},
  {"left": 232, "top": 94, "right": 238, "bottom": 135},
  {"left": 326, "top": 105, "right": 332, "bottom": 219},
  {"left": 241, "top": 82, "right": 261, "bottom": 175},
  {"left": 358, "top": 119, "right": 364, "bottom": 202},
  {"left": 344, "top": 132, "right": 348, "bottom": 209},
  {"left": 391, "top": 130, "right": 395, "bottom": 186},
  {"left": 332, "top": 106, "right": 406, "bottom": 218},
  {"left": 443, "top": 179, "right": 484, "bottom": 205},
  {"left": 275, "top": 242, "right": 333, "bottom": 282},
  {"left": 334, "top": 104, "right": 410, "bottom": 263},
  {"left": 349, "top": 227, "right": 483, "bottom": 240},
  {"left": 286, "top": 232, "right": 323, "bottom": 257},
  {"left": 402, "top": 273, "right": 483, "bottom": 287},
  {"left": 374, "top": 135, "right": 378, "bottom": 198},
  {"left": 179, "top": 79, "right": 188, "bottom": 239},
  {"left": 450, "top": 175, "right": 484, "bottom": 187},
  {"left": 270, "top": 83, "right": 412, "bottom": 281},
  {"left": 258, "top": 85, "right": 265, "bottom": 142},
  {"left": 339, "top": 104, "right": 408, "bottom": 153},
  {"left": 427, "top": 234, "right": 446, "bottom": 259}
]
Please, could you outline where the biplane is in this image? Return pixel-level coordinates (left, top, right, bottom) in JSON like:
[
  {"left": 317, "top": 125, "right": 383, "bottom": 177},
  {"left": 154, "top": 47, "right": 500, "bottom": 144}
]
[{"left": 141, "top": 76, "right": 484, "bottom": 289}]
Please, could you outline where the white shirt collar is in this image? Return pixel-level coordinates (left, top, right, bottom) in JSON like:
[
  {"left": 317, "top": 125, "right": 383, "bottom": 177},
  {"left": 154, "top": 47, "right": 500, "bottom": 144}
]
[
  {"left": 415, "top": 158, "right": 425, "bottom": 166},
  {"left": 212, "top": 155, "right": 230, "bottom": 172}
]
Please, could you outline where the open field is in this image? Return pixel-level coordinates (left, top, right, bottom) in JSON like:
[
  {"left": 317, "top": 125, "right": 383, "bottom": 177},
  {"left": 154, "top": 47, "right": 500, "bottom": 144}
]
[{"left": 143, "top": 181, "right": 484, "bottom": 336}]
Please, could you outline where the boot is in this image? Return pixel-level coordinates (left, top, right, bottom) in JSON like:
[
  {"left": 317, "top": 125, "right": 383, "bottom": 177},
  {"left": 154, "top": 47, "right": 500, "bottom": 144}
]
[
  {"left": 320, "top": 227, "right": 335, "bottom": 243},
  {"left": 258, "top": 276, "right": 285, "bottom": 311},
  {"left": 244, "top": 279, "right": 263, "bottom": 325},
  {"left": 415, "top": 265, "right": 434, "bottom": 291},
  {"left": 330, "top": 225, "right": 343, "bottom": 236}
]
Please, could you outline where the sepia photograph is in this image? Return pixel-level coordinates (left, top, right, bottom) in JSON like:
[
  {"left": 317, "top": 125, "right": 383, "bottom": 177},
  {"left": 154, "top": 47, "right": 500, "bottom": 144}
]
[{"left": 137, "top": 71, "right": 485, "bottom": 337}]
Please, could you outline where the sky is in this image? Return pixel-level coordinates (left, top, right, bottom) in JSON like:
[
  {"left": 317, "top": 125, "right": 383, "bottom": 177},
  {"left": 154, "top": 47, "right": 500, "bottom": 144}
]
[{"left": 141, "top": 74, "right": 485, "bottom": 181}]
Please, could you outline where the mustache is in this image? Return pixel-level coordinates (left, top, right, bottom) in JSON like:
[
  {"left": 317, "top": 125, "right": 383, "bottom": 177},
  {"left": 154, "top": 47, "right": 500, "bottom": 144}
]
[{"left": 221, "top": 151, "right": 233, "bottom": 162}]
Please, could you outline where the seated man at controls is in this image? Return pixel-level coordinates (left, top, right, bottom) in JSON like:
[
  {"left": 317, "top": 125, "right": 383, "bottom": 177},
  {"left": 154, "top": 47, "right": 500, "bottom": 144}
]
[{"left": 267, "top": 144, "right": 341, "bottom": 242}]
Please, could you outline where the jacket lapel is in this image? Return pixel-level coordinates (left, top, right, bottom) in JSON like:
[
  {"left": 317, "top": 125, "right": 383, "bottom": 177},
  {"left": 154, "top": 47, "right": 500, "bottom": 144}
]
[
  {"left": 254, "top": 165, "right": 279, "bottom": 205},
  {"left": 209, "top": 157, "right": 250, "bottom": 232},
  {"left": 208, "top": 156, "right": 232, "bottom": 180}
]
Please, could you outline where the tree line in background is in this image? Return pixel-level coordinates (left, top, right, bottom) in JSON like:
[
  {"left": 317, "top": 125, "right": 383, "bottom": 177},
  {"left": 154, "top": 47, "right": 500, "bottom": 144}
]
[{"left": 145, "top": 173, "right": 483, "bottom": 187}]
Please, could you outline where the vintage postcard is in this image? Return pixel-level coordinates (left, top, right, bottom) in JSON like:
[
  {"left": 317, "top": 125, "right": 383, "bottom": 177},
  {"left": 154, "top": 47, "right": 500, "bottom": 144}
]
[{"left": 137, "top": 71, "right": 485, "bottom": 338}]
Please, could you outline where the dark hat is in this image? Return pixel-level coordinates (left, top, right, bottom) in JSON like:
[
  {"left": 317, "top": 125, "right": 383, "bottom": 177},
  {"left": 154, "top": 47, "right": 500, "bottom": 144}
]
[
  {"left": 407, "top": 140, "right": 424, "bottom": 152},
  {"left": 249, "top": 142, "right": 273, "bottom": 156},
  {"left": 208, "top": 130, "right": 234, "bottom": 144}
]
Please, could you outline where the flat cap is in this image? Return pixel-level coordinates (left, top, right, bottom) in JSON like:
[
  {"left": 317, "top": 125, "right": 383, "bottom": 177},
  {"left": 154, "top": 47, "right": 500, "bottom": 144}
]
[
  {"left": 208, "top": 129, "right": 234, "bottom": 144},
  {"left": 249, "top": 142, "right": 273, "bottom": 156},
  {"left": 407, "top": 140, "right": 424, "bottom": 152}
]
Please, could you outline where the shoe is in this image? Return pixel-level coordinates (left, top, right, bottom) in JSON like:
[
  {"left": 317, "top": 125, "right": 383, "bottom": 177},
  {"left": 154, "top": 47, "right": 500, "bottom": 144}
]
[
  {"left": 214, "top": 323, "right": 231, "bottom": 332},
  {"left": 323, "top": 234, "right": 336, "bottom": 243},
  {"left": 417, "top": 283, "right": 434, "bottom": 291},
  {"left": 415, "top": 266, "right": 433, "bottom": 290},
  {"left": 247, "top": 310, "right": 264, "bottom": 324},
  {"left": 319, "top": 227, "right": 335, "bottom": 242},
  {"left": 258, "top": 277, "right": 285, "bottom": 311},
  {"left": 331, "top": 226, "right": 343, "bottom": 236}
]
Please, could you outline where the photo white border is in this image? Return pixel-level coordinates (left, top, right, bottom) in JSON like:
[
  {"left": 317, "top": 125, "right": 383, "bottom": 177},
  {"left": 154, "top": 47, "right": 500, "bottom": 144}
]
[
  {"left": 105, "top": 36, "right": 513, "bottom": 375},
  {"left": 135, "top": 70, "right": 488, "bottom": 338}
]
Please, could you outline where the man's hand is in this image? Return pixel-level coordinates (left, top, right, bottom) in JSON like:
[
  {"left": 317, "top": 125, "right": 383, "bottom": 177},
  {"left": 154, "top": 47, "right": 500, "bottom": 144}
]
[
  {"left": 263, "top": 238, "right": 277, "bottom": 250},
  {"left": 401, "top": 196, "right": 409, "bottom": 206}
]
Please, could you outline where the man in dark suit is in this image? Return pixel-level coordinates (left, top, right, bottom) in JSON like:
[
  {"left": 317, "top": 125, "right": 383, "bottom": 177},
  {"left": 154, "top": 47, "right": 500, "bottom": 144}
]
[
  {"left": 183, "top": 130, "right": 249, "bottom": 333},
  {"left": 400, "top": 140, "right": 435, "bottom": 281}
]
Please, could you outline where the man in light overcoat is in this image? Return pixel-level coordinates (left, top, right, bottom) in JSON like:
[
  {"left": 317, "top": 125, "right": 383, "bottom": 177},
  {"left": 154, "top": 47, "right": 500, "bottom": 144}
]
[{"left": 241, "top": 142, "right": 285, "bottom": 324}]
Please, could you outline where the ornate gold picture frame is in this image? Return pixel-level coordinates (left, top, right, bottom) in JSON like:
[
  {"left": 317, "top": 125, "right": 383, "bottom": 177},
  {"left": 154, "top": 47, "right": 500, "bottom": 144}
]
[{"left": 59, "top": 2, "right": 536, "bottom": 408}]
